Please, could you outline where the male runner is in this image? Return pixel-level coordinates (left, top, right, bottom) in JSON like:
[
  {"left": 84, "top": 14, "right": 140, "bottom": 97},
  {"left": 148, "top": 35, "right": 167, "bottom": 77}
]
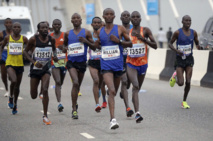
[
  {"left": 88, "top": 17, "right": 106, "bottom": 112},
  {"left": 169, "top": 15, "right": 200, "bottom": 109},
  {"left": 0, "top": 18, "right": 13, "bottom": 97},
  {"left": 0, "top": 22, "right": 28, "bottom": 114},
  {"left": 50, "top": 19, "right": 67, "bottom": 112},
  {"left": 64, "top": 13, "right": 95, "bottom": 119},
  {"left": 96, "top": 8, "right": 132, "bottom": 129},
  {"left": 119, "top": 10, "right": 134, "bottom": 117},
  {"left": 23, "top": 22, "right": 58, "bottom": 125},
  {"left": 126, "top": 11, "right": 157, "bottom": 123}
]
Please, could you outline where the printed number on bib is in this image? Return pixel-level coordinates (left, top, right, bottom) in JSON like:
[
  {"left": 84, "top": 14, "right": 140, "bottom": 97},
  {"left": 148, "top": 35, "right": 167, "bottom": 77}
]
[
  {"left": 34, "top": 47, "right": 52, "bottom": 61},
  {"left": 55, "top": 48, "right": 66, "bottom": 59},
  {"left": 178, "top": 44, "right": 191, "bottom": 55},
  {"left": 68, "top": 43, "right": 84, "bottom": 57},
  {"left": 129, "top": 43, "right": 145, "bottom": 58},
  {"left": 91, "top": 49, "right": 101, "bottom": 58},
  {"left": 102, "top": 45, "right": 120, "bottom": 60},
  {"left": 8, "top": 43, "right": 23, "bottom": 55},
  {"left": 123, "top": 48, "right": 129, "bottom": 55}
]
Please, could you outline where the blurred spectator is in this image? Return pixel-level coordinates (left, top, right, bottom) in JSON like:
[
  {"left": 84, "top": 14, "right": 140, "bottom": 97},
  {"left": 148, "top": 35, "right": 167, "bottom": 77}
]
[
  {"left": 167, "top": 27, "right": 173, "bottom": 44},
  {"left": 157, "top": 27, "right": 167, "bottom": 48}
]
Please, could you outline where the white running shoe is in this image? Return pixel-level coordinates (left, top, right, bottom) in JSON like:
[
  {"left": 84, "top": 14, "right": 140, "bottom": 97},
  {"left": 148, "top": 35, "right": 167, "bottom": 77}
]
[
  {"left": 4, "top": 91, "right": 9, "bottom": 97},
  {"left": 110, "top": 118, "right": 119, "bottom": 129}
]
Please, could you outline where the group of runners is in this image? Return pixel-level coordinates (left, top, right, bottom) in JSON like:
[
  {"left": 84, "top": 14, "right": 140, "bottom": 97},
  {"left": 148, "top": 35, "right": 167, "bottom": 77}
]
[{"left": 0, "top": 8, "right": 200, "bottom": 130}]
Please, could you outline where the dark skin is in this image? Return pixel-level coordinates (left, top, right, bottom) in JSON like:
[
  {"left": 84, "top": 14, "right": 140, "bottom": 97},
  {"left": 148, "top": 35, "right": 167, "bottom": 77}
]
[
  {"left": 169, "top": 15, "right": 200, "bottom": 101},
  {"left": 88, "top": 18, "right": 103, "bottom": 111},
  {"left": 0, "top": 22, "right": 28, "bottom": 106},
  {"left": 51, "top": 19, "right": 66, "bottom": 104},
  {"left": 96, "top": 8, "right": 132, "bottom": 120},
  {"left": 127, "top": 11, "right": 157, "bottom": 113},
  {"left": 0, "top": 19, "right": 13, "bottom": 92},
  {"left": 64, "top": 13, "right": 95, "bottom": 112},
  {"left": 23, "top": 22, "right": 58, "bottom": 117}
]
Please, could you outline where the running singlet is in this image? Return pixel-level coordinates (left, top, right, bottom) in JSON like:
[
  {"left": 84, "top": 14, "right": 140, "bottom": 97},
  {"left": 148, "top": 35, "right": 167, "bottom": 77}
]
[
  {"left": 6, "top": 35, "right": 24, "bottom": 66},
  {"left": 100, "top": 25, "right": 123, "bottom": 71},
  {"left": 176, "top": 28, "right": 194, "bottom": 56},
  {"left": 126, "top": 27, "right": 148, "bottom": 66},
  {"left": 50, "top": 32, "right": 67, "bottom": 67},
  {"left": 88, "top": 32, "right": 101, "bottom": 60},
  {"left": 32, "top": 35, "right": 52, "bottom": 70},
  {"left": 122, "top": 24, "right": 133, "bottom": 56},
  {"left": 2, "top": 30, "right": 7, "bottom": 61},
  {"left": 67, "top": 29, "right": 88, "bottom": 62}
]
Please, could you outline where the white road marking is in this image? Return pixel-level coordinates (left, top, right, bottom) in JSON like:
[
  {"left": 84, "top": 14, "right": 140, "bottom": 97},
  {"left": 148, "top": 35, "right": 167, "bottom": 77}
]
[
  {"left": 40, "top": 110, "right": 51, "bottom": 115},
  {"left": 80, "top": 133, "right": 95, "bottom": 139},
  {"left": 0, "top": 87, "right": 5, "bottom": 90},
  {"left": 139, "top": 89, "right": 147, "bottom": 93},
  {"left": 18, "top": 97, "right": 23, "bottom": 100}
]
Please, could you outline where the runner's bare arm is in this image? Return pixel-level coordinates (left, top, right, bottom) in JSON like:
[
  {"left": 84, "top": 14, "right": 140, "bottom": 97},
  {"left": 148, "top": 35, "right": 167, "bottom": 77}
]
[
  {"left": 0, "top": 32, "right": 3, "bottom": 46},
  {"left": 144, "top": 27, "right": 157, "bottom": 49},
  {"left": 169, "top": 30, "right": 183, "bottom": 56},
  {"left": 51, "top": 37, "right": 58, "bottom": 62},
  {"left": 194, "top": 30, "right": 201, "bottom": 50},
  {"left": 0, "top": 36, "right": 9, "bottom": 60},
  {"left": 23, "top": 36, "right": 36, "bottom": 64},
  {"left": 94, "top": 28, "right": 102, "bottom": 49},
  {"left": 78, "top": 29, "right": 96, "bottom": 51},
  {"left": 120, "top": 25, "right": 132, "bottom": 48},
  {"left": 23, "top": 36, "right": 28, "bottom": 48},
  {"left": 63, "top": 31, "right": 69, "bottom": 50}
]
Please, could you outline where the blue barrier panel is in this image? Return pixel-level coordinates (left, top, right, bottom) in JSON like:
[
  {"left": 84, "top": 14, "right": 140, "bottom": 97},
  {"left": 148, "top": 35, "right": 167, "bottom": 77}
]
[{"left": 86, "top": 3, "right": 95, "bottom": 24}]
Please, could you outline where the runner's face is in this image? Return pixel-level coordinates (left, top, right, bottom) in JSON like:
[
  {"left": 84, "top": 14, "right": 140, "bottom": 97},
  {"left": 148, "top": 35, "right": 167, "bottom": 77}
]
[
  {"left": 39, "top": 23, "right": 48, "bottom": 36},
  {"left": 12, "top": 23, "right": 21, "bottom": 35},
  {"left": 52, "top": 20, "right": 62, "bottom": 32},
  {"left": 121, "top": 12, "right": 130, "bottom": 24},
  {"left": 71, "top": 14, "right": 82, "bottom": 27},
  {"left": 182, "top": 17, "right": 191, "bottom": 29},
  {"left": 103, "top": 10, "right": 115, "bottom": 23},
  {"left": 4, "top": 19, "right": 13, "bottom": 30},
  {"left": 92, "top": 18, "right": 102, "bottom": 31},
  {"left": 131, "top": 13, "right": 141, "bottom": 26}
]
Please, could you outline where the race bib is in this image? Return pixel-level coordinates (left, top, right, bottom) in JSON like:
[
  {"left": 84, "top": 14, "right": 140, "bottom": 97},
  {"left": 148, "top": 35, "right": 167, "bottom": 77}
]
[
  {"left": 34, "top": 47, "right": 52, "bottom": 61},
  {"left": 91, "top": 49, "right": 101, "bottom": 58},
  {"left": 178, "top": 44, "right": 192, "bottom": 55},
  {"left": 68, "top": 43, "right": 84, "bottom": 57},
  {"left": 102, "top": 45, "right": 120, "bottom": 60},
  {"left": 55, "top": 48, "right": 66, "bottom": 59},
  {"left": 123, "top": 48, "right": 129, "bottom": 56},
  {"left": 128, "top": 43, "right": 145, "bottom": 58},
  {"left": 8, "top": 43, "right": 23, "bottom": 55}
]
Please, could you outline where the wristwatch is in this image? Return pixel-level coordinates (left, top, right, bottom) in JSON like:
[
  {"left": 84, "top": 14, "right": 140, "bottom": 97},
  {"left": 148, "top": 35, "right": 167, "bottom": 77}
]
[{"left": 119, "top": 39, "right": 123, "bottom": 44}]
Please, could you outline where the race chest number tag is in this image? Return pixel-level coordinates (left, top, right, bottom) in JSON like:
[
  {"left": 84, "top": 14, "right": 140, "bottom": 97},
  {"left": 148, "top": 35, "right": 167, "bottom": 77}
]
[
  {"left": 68, "top": 43, "right": 84, "bottom": 57},
  {"left": 102, "top": 45, "right": 120, "bottom": 60},
  {"left": 128, "top": 43, "right": 145, "bottom": 58},
  {"left": 8, "top": 43, "right": 23, "bottom": 55},
  {"left": 178, "top": 44, "right": 192, "bottom": 55},
  {"left": 34, "top": 47, "right": 52, "bottom": 61}
]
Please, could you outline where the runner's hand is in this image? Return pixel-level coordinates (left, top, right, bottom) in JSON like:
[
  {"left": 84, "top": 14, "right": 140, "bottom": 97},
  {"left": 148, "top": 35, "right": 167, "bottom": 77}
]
[
  {"left": 133, "top": 31, "right": 146, "bottom": 42},
  {"left": 34, "top": 62, "right": 43, "bottom": 68},
  {"left": 62, "top": 47, "right": 67, "bottom": 53},
  {"left": 94, "top": 40, "right": 101, "bottom": 49},
  {"left": 110, "top": 35, "right": 119, "bottom": 44},
  {"left": 79, "top": 37, "right": 87, "bottom": 43},
  {"left": 176, "top": 50, "right": 184, "bottom": 56},
  {"left": 53, "top": 56, "right": 58, "bottom": 62},
  {"left": 58, "top": 45, "right": 63, "bottom": 50}
]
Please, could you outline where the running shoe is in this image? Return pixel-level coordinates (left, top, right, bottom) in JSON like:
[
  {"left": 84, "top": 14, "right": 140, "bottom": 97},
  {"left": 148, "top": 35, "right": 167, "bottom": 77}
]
[
  {"left": 43, "top": 116, "right": 52, "bottom": 125},
  {"left": 181, "top": 101, "right": 190, "bottom": 109},
  {"left": 110, "top": 118, "right": 119, "bottom": 129},
  {"left": 8, "top": 97, "right": 13, "bottom": 109},
  {"left": 126, "top": 107, "right": 134, "bottom": 117},
  {"left": 95, "top": 105, "right": 101, "bottom": 113},
  {"left": 120, "top": 92, "right": 123, "bottom": 99},
  {"left": 78, "top": 92, "right": 82, "bottom": 96},
  {"left": 101, "top": 102, "right": 107, "bottom": 108},
  {"left": 39, "top": 94, "right": 43, "bottom": 99},
  {"left": 98, "top": 89, "right": 101, "bottom": 98},
  {"left": 135, "top": 113, "right": 143, "bottom": 123},
  {"left": 4, "top": 91, "right": 9, "bottom": 97},
  {"left": 58, "top": 104, "right": 64, "bottom": 112},
  {"left": 12, "top": 105, "right": 18, "bottom": 115},
  {"left": 72, "top": 111, "right": 78, "bottom": 119},
  {"left": 169, "top": 71, "right": 177, "bottom": 87}
]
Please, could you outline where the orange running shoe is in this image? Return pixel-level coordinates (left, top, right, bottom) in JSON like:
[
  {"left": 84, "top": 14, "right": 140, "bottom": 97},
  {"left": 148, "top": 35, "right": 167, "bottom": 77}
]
[
  {"left": 101, "top": 102, "right": 107, "bottom": 108},
  {"left": 43, "top": 116, "right": 52, "bottom": 125}
]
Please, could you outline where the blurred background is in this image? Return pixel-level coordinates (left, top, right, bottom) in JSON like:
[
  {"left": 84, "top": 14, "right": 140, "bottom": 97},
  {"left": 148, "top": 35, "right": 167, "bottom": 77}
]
[{"left": 0, "top": 0, "right": 213, "bottom": 49}]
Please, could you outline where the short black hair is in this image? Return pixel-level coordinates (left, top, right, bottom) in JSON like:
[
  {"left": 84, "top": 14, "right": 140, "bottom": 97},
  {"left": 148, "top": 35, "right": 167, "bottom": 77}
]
[
  {"left": 37, "top": 21, "right": 46, "bottom": 30},
  {"left": 92, "top": 17, "right": 102, "bottom": 23},
  {"left": 5, "top": 18, "right": 12, "bottom": 23}
]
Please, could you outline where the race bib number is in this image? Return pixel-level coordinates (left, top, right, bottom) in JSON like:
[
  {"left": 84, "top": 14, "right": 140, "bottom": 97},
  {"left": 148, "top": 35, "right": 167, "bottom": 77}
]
[
  {"left": 8, "top": 43, "right": 23, "bottom": 55},
  {"left": 34, "top": 47, "right": 52, "bottom": 61},
  {"left": 178, "top": 44, "right": 192, "bottom": 55},
  {"left": 91, "top": 49, "right": 101, "bottom": 58},
  {"left": 123, "top": 48, "right": 129, "bottom": 56},
  {"left": 68, "top": 43, "right": 84, "bottom": 57},
  {"left": 128, "top": 43, "right": 145, "bottom": 58},
  {"left": 102, "top": 45, "right": 120, "bottom": 60},
  {"left": 55, "top": 48, "right": 66, "bottom": 59}
]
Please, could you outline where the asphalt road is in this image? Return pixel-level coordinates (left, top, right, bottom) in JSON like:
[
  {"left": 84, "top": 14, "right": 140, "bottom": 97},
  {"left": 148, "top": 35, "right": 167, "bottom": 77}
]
[{"left": 0, "top": 65, "right": 213, "bottom": 141}]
